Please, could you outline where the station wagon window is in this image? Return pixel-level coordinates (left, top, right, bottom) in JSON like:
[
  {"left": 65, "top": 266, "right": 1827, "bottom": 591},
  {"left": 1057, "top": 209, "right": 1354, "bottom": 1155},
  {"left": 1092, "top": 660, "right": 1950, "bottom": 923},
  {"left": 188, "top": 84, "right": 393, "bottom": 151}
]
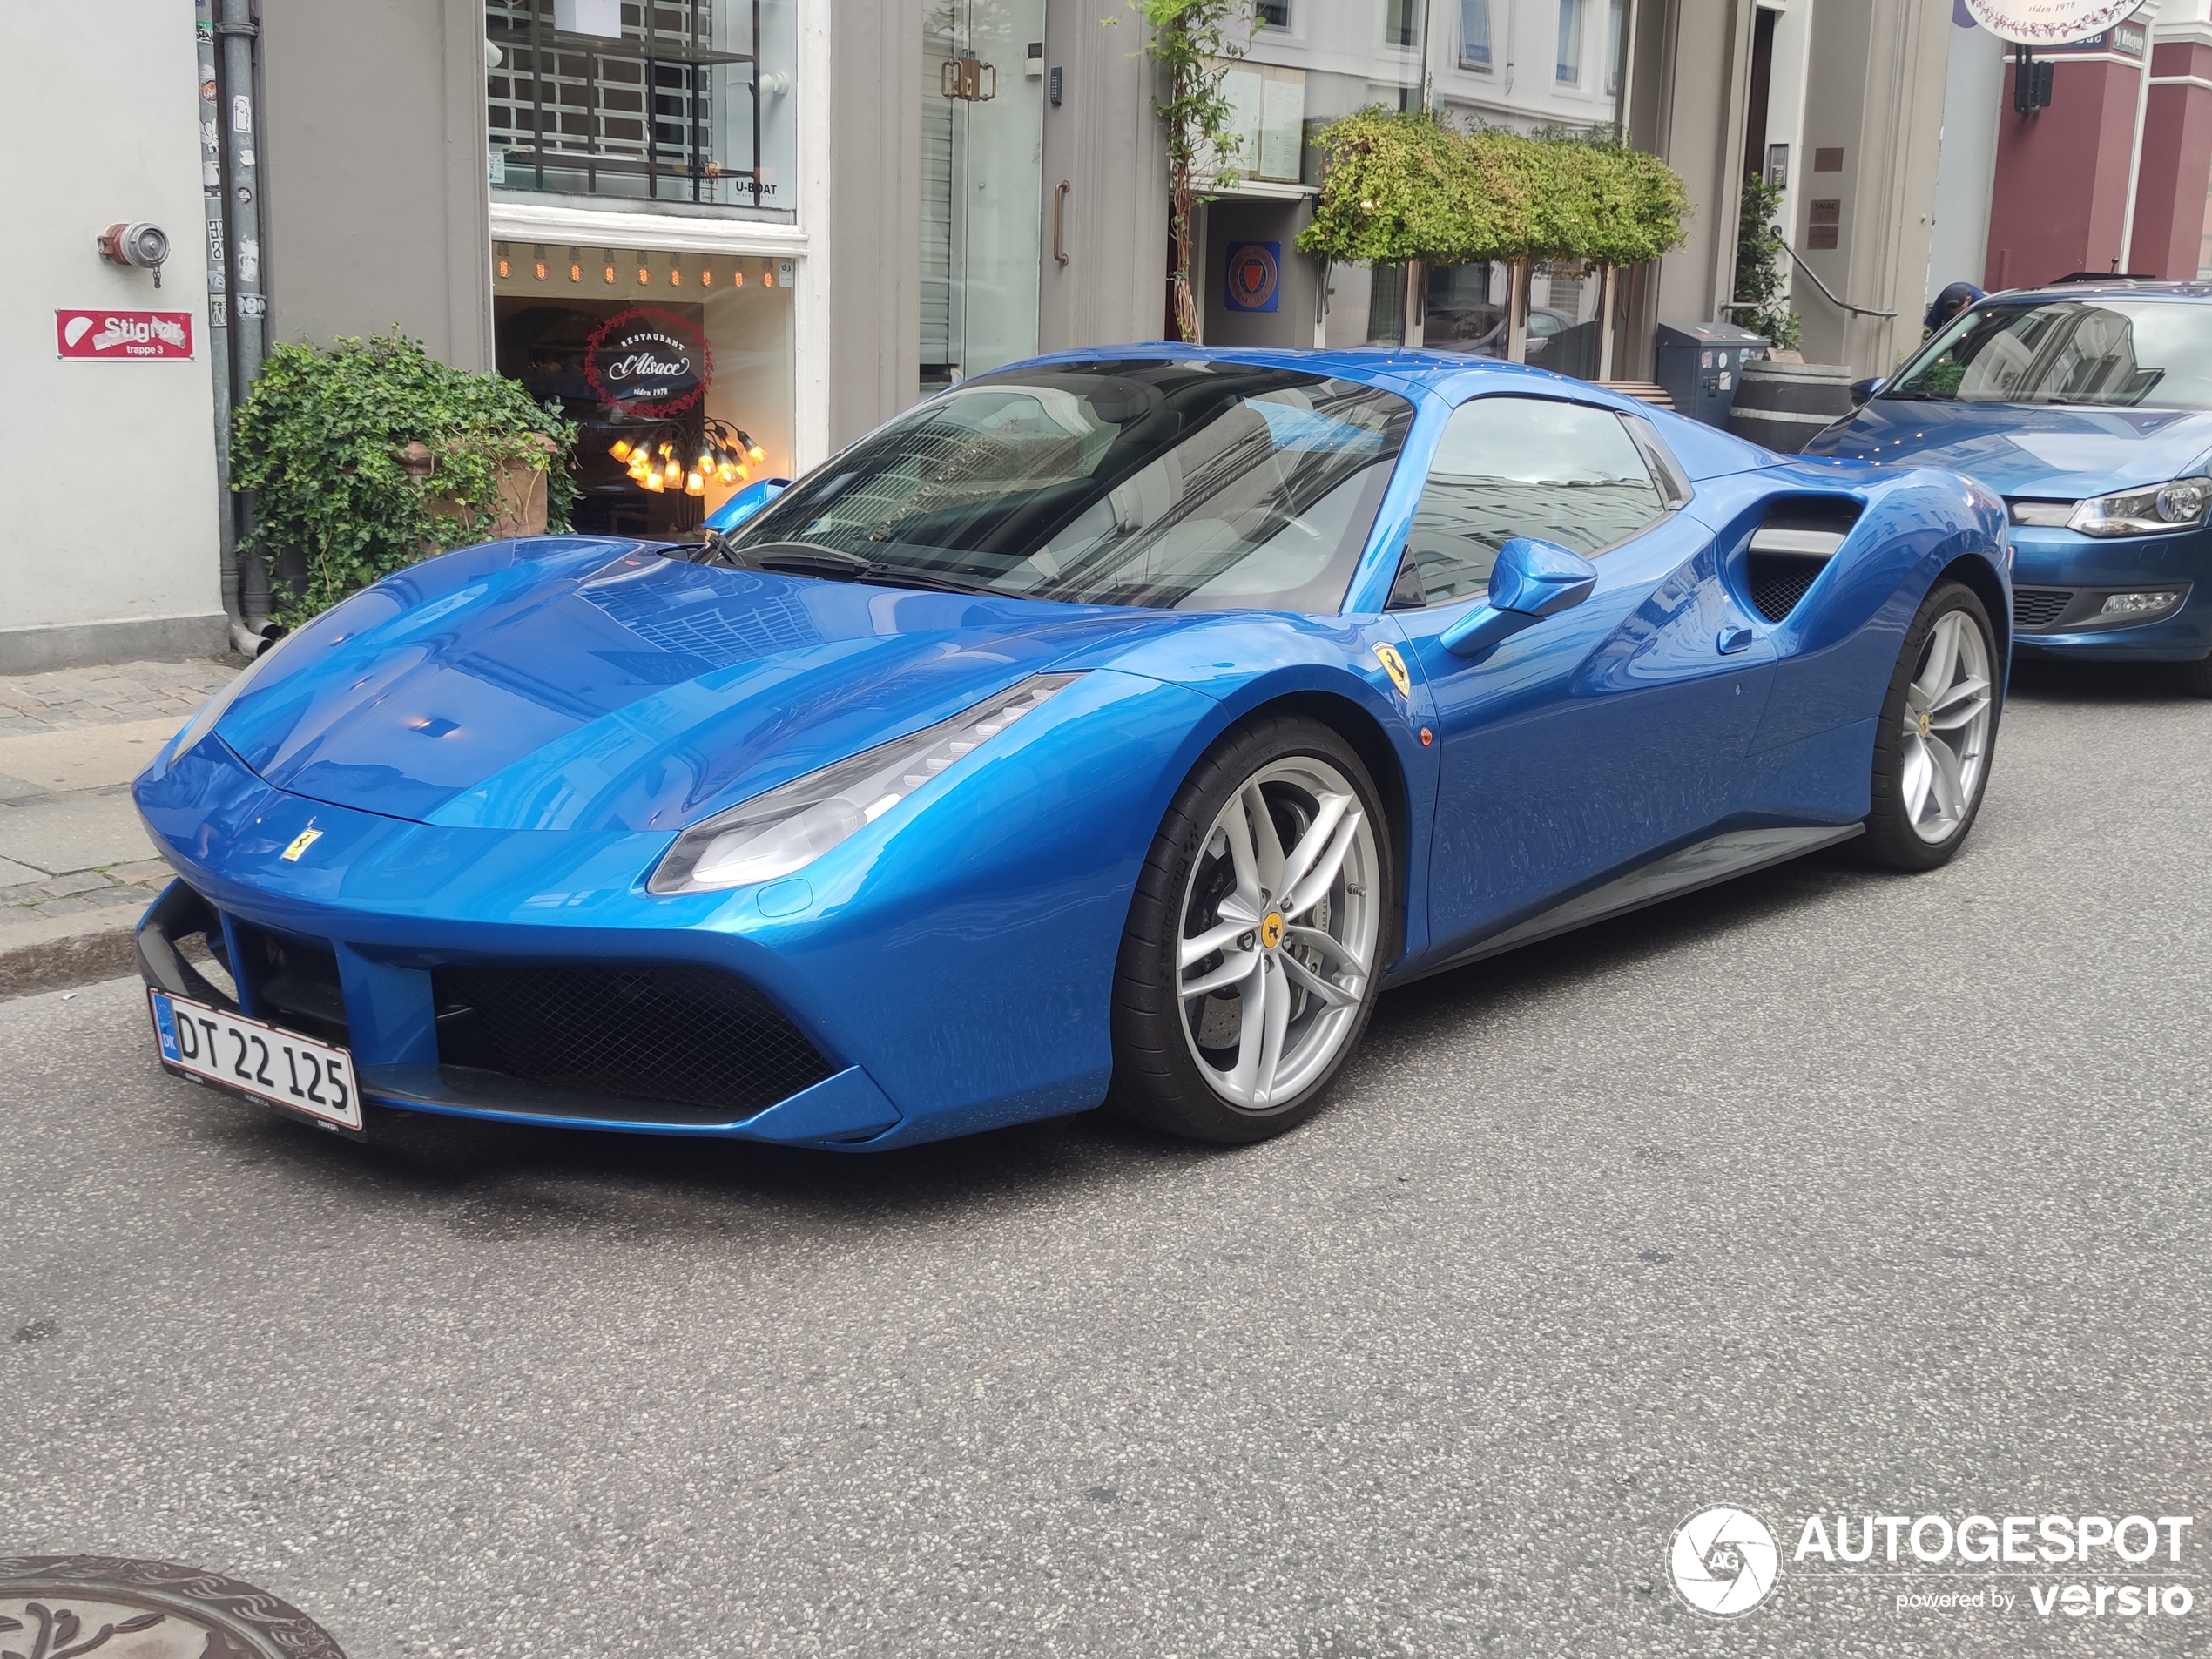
[
  {"left": 1397, "top": 396, "right": 1669, "bottom": 604},
  {"left": 1886, "top": 299, "right": 2212, "bottom": 409}
]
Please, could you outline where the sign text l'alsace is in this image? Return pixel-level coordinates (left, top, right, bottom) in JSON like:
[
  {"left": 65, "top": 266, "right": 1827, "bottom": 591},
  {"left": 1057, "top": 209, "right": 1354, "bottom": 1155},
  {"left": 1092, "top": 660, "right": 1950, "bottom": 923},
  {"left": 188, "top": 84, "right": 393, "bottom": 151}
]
[{"left": 56, "top": 309, "right": 195, "bottom": 361}]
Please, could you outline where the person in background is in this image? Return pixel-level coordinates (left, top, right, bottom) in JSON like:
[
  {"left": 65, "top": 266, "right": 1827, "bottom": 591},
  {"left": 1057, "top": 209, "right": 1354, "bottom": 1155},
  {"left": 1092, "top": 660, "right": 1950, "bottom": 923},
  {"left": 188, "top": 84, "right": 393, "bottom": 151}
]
[{"left": 1924, "top": 280, "right": 1985, "bottom": 335}]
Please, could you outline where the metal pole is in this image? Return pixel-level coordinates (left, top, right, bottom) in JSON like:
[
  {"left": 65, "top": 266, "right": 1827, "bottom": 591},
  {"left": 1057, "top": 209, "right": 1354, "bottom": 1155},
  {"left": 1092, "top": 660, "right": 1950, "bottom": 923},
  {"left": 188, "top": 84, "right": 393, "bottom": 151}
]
[
  {"left": 194, "top": 0, "right": 252, "bottom": 652},
  {"left": 217, "top": 0, "right": 271, "bottom": 632}
]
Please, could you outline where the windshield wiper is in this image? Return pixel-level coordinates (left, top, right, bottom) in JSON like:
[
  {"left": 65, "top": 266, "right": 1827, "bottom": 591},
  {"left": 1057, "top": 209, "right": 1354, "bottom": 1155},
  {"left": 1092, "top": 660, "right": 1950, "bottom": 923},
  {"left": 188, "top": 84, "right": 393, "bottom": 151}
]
[{"left": 725, "top": 539, "right": 1002, "bottom": 596}]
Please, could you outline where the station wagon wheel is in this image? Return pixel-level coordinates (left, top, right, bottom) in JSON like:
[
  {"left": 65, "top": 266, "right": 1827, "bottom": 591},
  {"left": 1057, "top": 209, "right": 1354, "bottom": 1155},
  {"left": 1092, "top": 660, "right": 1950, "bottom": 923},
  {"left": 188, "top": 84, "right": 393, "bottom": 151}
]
[
  {"left": 1109, "top": 716, "right": 1392, "bottom": 1143},
  {"left": 1859, "top": 580, "right": 2000, "bottom": 870}
]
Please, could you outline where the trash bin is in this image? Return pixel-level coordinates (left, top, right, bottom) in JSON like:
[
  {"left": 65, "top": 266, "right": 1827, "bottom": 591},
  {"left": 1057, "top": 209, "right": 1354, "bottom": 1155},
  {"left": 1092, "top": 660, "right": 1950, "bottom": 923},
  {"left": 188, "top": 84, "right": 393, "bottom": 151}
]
[{"left": 1653, "top": 321, "right": 1770, "bottom": 428}]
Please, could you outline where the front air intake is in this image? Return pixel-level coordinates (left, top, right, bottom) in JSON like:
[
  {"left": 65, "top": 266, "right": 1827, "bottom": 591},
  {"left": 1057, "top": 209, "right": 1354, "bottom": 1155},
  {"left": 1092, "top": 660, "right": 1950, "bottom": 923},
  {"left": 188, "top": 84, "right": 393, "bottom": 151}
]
[{"left": 432, "top": 961, "right": 835, "bottom": 1118}]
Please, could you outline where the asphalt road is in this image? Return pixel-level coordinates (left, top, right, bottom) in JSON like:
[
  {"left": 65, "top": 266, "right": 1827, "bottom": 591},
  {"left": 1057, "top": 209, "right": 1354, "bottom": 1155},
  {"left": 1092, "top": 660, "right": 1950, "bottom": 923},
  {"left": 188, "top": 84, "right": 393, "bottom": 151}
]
[{"left": 3, "top": 658, "right": 2208, "bottom": 1658}]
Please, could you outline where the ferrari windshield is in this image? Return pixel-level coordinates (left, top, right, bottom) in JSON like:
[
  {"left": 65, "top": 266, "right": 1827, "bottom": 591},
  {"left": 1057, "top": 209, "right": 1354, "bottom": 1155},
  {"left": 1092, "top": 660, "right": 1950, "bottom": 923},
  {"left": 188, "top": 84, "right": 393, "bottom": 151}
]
[
  {"left": 1885, "top": 298, "right": 2212, "bottom": 409},
  {"left": 723, "top": 360, "right": 1414, "bottom": 611}
]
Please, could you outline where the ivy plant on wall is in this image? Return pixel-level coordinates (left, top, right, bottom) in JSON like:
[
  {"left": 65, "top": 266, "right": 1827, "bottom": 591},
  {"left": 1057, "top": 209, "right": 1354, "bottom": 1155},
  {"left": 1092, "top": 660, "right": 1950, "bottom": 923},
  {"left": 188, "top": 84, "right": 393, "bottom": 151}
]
[
  {"left": 230, "top": 332, "right": 578, "bottom": 627},
  {"left": 1298, "top": 113, "right": 1689, "bottom": 273}
]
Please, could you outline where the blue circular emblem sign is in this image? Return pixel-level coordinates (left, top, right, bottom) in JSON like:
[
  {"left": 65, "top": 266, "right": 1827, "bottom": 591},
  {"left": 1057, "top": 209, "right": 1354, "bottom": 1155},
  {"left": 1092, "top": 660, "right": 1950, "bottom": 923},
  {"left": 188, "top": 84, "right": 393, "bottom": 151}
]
[{"left": 1225, "top": 243, "right": 1280, "bottom": 313}]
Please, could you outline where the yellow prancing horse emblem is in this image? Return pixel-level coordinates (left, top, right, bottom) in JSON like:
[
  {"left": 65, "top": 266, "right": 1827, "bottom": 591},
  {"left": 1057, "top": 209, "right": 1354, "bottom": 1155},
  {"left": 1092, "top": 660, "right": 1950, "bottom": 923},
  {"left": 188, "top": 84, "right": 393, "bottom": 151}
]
[
  {"left": 1372, "top": 642, "right": 1412, "bottom": 699},
  {"left": 281, "top": 827, "right": 323, "bottom": 862},
  {"left": 1259, "top": 911, "right": 1285, "bottom": 949}
]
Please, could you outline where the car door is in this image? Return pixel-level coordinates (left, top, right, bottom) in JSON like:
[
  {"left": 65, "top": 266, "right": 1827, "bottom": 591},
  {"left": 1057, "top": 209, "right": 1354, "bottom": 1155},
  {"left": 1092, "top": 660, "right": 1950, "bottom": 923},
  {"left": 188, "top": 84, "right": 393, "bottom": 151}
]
[{"left": 1386, "top": 394, "right": 1779, "bottom": 954}]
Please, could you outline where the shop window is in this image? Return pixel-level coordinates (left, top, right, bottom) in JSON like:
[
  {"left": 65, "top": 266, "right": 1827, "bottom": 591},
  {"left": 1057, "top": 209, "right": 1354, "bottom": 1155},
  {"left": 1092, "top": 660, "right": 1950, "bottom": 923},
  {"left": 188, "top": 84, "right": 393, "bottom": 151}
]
[
  {"left": 485, "top": 0, "right": 797, "bottom": 220},
  {"left": 492, "top": 244, "right": 796, "bottom": 538}
]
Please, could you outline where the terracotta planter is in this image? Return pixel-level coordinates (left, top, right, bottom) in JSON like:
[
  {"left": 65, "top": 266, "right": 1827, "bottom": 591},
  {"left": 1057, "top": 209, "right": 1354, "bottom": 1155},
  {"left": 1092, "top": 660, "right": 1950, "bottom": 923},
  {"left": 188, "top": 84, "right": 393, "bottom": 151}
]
[{"left": 397, "top": 434, "right": 556, "bottom": 539}]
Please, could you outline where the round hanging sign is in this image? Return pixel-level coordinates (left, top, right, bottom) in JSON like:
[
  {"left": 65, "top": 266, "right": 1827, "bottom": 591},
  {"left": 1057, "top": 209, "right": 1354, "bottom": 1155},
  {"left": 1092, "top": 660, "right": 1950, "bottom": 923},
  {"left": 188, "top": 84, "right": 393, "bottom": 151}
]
[
  {"left": 1962, "top": 0, "right": 2140, "bottom": 44},
  {"left": 583, "top": 307, "right": 712, "bottom": 415}
]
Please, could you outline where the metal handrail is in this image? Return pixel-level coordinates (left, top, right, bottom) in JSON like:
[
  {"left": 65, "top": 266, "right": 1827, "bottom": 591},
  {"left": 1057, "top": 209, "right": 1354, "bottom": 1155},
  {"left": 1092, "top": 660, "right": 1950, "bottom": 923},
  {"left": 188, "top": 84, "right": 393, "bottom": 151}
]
[{"left": 1764, "top": 224, "right": 1898, "bottom": 319}]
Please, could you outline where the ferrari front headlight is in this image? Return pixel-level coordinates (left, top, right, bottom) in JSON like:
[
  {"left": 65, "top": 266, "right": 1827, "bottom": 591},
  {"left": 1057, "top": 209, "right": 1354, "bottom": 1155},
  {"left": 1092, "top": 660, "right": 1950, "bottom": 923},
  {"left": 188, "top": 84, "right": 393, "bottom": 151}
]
[
  {"left": 647, "top": 673, "right": 1082, "bottom": 895},
  {"left": 2067, "top": 479, "right": 2211, "bottom": 537}
]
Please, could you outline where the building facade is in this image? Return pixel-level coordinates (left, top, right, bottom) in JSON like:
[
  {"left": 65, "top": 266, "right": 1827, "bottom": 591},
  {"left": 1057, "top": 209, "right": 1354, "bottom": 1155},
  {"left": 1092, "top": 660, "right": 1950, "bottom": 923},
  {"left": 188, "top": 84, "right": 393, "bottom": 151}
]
[{"left": 10, "top": 0, "right": 2047, "bottom": 671}]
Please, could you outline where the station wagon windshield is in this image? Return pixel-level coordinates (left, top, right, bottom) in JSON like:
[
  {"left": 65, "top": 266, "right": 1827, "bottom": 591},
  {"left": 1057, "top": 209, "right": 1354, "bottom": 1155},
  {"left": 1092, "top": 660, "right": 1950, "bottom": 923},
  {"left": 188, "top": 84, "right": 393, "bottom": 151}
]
[
  {"left": 1885, "top": 299, "right": 2212, "bottom": 410},
  {"left": 718, "top": 360, "right": 1414, "bottom": 612}
]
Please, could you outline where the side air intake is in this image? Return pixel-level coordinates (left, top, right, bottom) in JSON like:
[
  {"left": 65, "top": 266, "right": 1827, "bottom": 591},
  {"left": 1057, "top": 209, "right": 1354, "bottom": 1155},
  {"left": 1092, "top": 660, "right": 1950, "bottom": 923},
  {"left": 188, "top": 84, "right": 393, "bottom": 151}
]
[{"left": 1745, "top": 500, "right": 1863, "bottom": 622}]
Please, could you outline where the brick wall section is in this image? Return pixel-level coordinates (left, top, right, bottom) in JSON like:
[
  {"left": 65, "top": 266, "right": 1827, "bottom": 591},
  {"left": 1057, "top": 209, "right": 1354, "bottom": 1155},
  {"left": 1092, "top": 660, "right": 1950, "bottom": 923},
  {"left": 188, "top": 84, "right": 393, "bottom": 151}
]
[
  {"left": 2130, "top": 41, "right": 2212, "bottom": 279},
  {"left": 1986, "top": 56, "right": 2142, "bottom": 289}
]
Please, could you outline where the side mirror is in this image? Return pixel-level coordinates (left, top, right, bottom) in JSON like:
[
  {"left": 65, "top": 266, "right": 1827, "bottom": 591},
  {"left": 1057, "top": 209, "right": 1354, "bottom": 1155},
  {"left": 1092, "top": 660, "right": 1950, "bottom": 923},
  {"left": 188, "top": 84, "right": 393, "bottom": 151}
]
[
  {"left": 1849, "top": 376, "right": 1885, "bottom": 408},
  {"left": 704, "top": 476, "right": 794, "bottom": 535},
  {"left": 1440, "top": 536, "right": 1599, "bottom": 660}
]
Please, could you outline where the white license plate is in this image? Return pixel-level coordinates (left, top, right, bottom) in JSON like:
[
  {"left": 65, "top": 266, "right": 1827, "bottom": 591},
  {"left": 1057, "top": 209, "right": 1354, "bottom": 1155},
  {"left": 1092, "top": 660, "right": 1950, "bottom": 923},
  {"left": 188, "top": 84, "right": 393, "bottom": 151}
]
[{"left": 147, "top": 989, "right": 362, "bottom": 1131}]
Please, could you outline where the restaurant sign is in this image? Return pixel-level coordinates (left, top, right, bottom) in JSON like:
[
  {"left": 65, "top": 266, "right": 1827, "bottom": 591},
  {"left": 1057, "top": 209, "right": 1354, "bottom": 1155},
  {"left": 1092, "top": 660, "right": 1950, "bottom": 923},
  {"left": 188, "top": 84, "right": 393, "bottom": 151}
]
[
  {"left": 583, "top": 307, "right": 712, "bottom": 414},
  {"left": 56, "top": 309, "right": 195, "bottom": 360},
  {"left": 1962, "top": 0, "right": 2141, "bottom": 44}
]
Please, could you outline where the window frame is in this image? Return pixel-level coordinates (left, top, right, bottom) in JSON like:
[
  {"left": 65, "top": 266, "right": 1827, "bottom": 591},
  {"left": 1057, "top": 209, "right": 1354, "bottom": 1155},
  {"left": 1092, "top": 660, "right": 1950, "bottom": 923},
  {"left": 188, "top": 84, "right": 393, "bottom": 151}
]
[{"left": 1386, "top": 392, "right": 1686, "bottom": 610}]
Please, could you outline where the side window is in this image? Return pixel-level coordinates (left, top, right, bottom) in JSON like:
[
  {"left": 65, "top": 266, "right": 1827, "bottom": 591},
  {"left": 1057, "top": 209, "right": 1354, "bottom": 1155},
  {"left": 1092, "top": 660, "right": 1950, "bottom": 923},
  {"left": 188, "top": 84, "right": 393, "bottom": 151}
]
[{"left": 1398, "top": 396, "right": 1669, "bottom": 605}]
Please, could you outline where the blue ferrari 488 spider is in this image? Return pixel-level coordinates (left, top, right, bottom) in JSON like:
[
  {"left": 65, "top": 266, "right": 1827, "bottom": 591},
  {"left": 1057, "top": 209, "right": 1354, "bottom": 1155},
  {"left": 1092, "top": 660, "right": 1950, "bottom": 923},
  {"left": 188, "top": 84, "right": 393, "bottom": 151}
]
[
  {"left": 134, "top": 347, "right": 2010, "bottom": 1150},
  {"left": 1806, "top": 280, "right": 2212, "bottom": 691}
]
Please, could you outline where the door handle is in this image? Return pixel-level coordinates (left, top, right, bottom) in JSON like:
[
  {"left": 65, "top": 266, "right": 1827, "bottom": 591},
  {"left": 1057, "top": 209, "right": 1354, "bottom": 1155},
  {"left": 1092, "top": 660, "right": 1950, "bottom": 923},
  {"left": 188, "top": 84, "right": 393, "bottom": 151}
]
[
  {"left": 1716, "top": 626, "right": 1755, "bottom": 655},
  {"left": 1053, "top": 179, "right": 1071, "bottom": 266}
]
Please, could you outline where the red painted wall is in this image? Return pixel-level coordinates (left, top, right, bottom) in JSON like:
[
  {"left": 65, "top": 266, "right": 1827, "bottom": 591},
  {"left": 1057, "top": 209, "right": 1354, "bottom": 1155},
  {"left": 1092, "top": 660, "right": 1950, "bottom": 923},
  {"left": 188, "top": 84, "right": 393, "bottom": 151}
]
[
  {"left": 1986, "top": 56, "right": 2142, "bottom": 290},
  {"left": 2129, "top": 41, "right": 2212, "bottom": 279}
]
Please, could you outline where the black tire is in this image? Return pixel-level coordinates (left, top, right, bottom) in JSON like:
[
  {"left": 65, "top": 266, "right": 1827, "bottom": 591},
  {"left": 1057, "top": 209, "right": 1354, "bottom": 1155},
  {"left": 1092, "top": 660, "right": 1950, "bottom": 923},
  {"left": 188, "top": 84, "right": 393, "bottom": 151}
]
[
  {"left": 1858, "top": 579, "right": 2000, "bottom": 871},
  {"left": 1106, "top": 714, "right": 1393, "bottom": 1144},
  {"left": 2175, "top": 653, "right": 2212, "bottom": 697}
]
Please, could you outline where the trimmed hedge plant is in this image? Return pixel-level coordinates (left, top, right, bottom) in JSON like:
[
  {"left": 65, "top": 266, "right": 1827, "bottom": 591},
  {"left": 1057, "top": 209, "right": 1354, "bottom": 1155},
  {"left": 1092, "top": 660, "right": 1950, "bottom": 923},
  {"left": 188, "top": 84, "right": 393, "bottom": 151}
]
[
  {"left": 231, "top": 331, "right": 578, "bottom": 626},
  {"left": 1298, "top": 111, "right": 1689, "bottom": 270}
]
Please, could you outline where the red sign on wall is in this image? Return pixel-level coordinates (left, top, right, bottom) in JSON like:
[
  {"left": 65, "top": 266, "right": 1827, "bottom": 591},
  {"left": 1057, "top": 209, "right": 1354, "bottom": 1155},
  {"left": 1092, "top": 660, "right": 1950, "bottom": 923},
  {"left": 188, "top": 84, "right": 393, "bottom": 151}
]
[{"left": 56, "top": 309, "right": 195, "bottom": 361}]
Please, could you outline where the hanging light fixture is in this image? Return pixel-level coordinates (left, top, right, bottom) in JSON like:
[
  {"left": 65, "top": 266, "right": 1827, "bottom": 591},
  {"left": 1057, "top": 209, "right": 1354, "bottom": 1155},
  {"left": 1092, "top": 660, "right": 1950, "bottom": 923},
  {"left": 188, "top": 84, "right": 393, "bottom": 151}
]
[
  {"left": 732, "top": 267, "right": 745, "bottom": 287},
  {"left": 496, "top": 241, "right": 511, "bottom": 280},
  {"left": 569, "top": 246, "right": 583, "bottom": 282},
  {"left": 637, "top": 254, "right": 651, "bottom": 286},
  {"left": 669, "top": 254, "right": 684, "bottom": 287},
  {"left": 603, "top": 249, "right": 617, "bottom": 285},
  {"left": 762, "top": 262, "right": 775, "bottom": 288},
  {"left": 533, "top": 244, "right": 548, "bottom": 281},
  {"left": 699, "top": 262, "right": 715, "bottom": 287}
]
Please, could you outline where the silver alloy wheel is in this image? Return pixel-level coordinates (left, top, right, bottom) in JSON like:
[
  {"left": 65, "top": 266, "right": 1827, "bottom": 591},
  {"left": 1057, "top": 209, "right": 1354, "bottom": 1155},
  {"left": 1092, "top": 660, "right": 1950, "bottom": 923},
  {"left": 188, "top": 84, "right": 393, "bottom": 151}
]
[
  {"left": 1899, "top": 608, "right": 1995, "bottom": 844},
  {"left": 1177, "top": 756, "right": 1380, "bottom": 1112}
]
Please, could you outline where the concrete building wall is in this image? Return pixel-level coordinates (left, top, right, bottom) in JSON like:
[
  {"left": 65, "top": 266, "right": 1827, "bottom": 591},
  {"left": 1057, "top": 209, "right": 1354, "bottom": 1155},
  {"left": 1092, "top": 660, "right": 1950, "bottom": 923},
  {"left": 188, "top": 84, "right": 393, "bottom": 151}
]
[
  {"left": 258, "top": 0, "right": 492, "bottom": 368},
  {"left": 0, "top": 0, "right": 226, "bottom": 671},
  {"left": 1794, "top": 0, "right": 1949, "bottom": 376},
  {"left": 818, "top": 0, "right": 922, "bottom": 450}
]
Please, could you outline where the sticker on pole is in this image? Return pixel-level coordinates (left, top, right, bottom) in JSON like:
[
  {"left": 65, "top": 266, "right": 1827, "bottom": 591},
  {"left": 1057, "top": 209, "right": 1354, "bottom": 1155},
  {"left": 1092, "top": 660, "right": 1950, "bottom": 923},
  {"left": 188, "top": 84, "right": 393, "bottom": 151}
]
[{"left": 56, "top": 309, "right": 195, "bottom": 360}]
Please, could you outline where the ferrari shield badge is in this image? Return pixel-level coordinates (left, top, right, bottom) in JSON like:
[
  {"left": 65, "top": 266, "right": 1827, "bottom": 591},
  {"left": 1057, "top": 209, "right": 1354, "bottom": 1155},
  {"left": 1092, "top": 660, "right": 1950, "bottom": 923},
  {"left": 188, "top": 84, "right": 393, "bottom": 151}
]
[
  {"left": 280, "top": 827, "right": 323, "bottom": 862},
  {"left": 1372, "top": 643, "right": 1412, "bottom": 700}
]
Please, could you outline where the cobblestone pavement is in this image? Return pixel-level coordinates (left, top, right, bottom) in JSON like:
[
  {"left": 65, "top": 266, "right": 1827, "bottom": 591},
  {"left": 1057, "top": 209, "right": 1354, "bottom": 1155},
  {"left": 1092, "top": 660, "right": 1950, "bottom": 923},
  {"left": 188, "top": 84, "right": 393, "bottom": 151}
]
[
  {"left": 0, "top": 657, "right": 239, "bottom": 735},
  {"left": 0, "top": 658, "right": 239, "bottom": 931}
]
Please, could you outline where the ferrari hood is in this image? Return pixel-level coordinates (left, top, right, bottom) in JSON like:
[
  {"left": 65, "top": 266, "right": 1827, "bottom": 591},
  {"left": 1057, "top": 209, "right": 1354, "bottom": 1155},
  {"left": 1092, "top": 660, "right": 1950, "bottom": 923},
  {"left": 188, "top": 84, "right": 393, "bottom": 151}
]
[
  {"left": 1810, "top": 400, "right": 2212, "bottom": 498},
  {"left": 214, "top": 538, "right": 1174, "bottom": 833}
]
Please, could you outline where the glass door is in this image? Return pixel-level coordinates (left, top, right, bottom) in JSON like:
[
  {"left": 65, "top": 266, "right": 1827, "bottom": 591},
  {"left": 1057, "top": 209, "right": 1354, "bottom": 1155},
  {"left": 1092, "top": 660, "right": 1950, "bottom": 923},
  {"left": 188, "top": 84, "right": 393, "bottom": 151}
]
[{"left": 921, "top": 0, "right": 1046, "bottom": 389}]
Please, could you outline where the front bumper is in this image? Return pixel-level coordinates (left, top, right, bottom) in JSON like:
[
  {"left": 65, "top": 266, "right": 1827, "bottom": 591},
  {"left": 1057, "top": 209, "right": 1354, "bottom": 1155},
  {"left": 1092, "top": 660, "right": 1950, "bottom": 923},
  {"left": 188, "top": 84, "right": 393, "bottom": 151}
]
[
  {"left": 2007, "top": 523, "right": 2212, "bottom": 661},
  {"left": 136, "top": 877, "right": 907, "bottom": 1145},
  {"left": 130, "top": 667, "right": 1212, "bottom": 1149}
]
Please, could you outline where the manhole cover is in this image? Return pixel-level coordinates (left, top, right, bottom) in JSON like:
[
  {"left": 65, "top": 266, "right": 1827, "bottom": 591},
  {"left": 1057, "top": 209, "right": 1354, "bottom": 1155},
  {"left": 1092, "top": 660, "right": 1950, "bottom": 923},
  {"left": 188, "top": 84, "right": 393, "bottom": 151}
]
[{"left": 0, "top": 1557, "right": 344, "bottom": 1658}]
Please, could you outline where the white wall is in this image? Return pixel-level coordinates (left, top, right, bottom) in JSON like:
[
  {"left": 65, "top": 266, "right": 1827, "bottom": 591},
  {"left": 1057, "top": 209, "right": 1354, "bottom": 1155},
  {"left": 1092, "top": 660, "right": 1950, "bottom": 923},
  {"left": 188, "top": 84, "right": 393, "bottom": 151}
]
[
  {"left": 0, "top": 0, "right": 225, "bottom": 669},
  {"left": 1926, "top": 10, "right": 2006, "bottom": 306},
  {"left": 1765, "top": 0, "right": 1815, "bottom": 311}
]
